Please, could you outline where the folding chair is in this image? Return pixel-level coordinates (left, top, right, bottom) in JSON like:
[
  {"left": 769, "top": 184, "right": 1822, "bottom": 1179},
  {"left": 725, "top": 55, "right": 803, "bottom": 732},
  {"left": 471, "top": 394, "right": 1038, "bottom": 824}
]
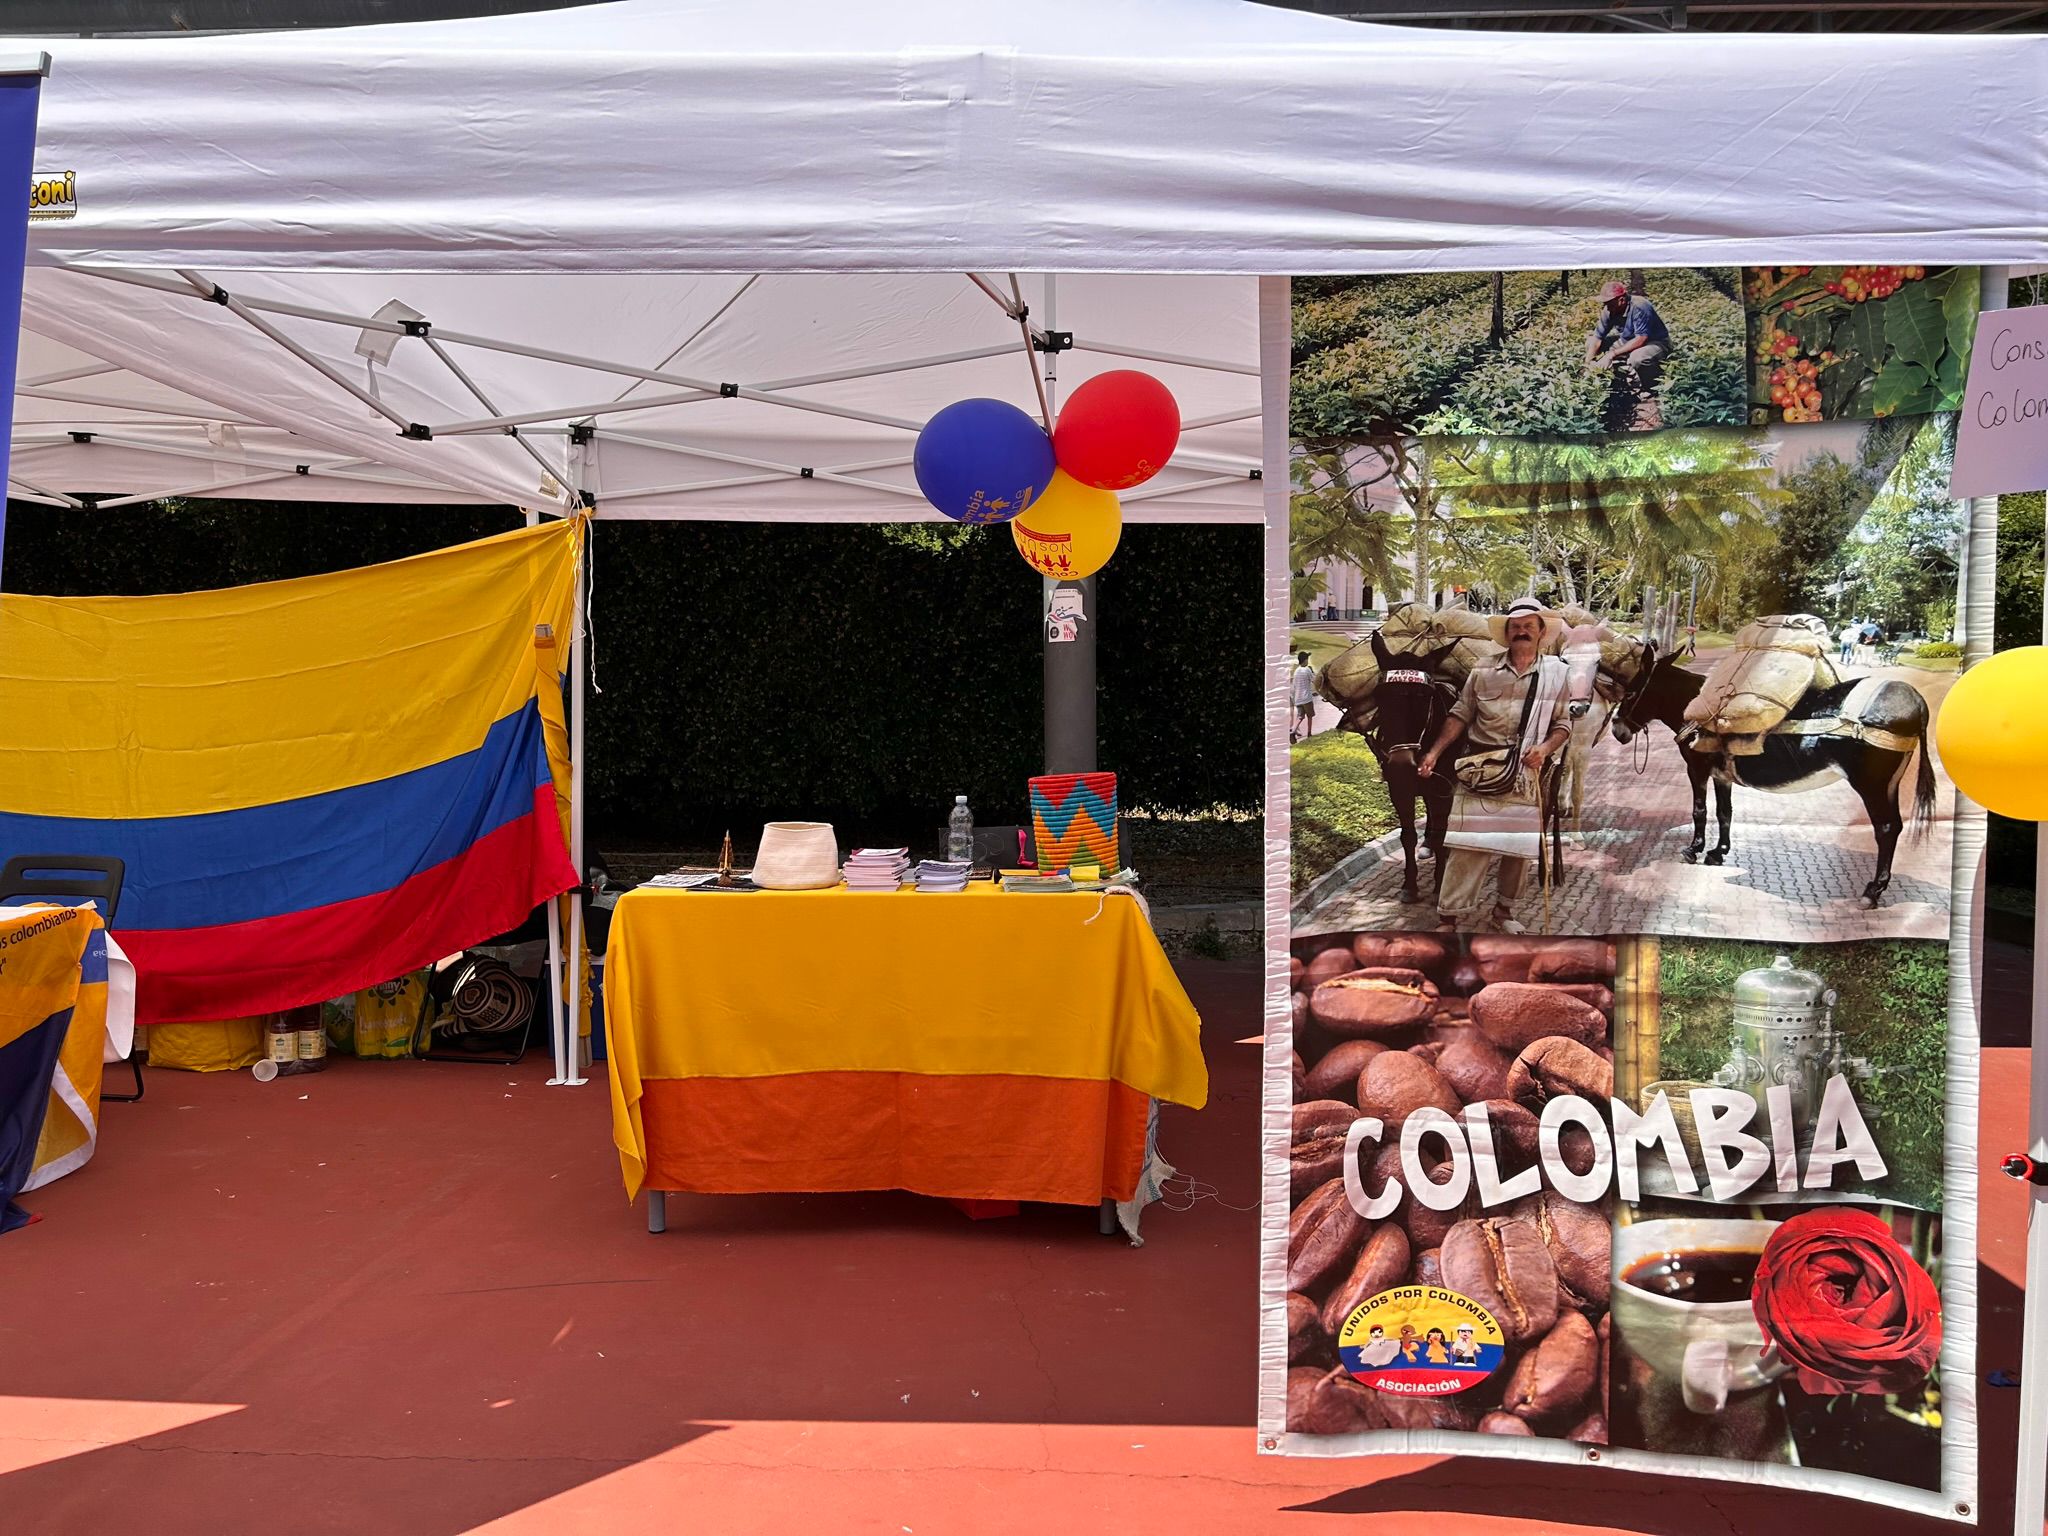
[{"left": 0, "top": 855, "right": 135, "bottom": 1100}]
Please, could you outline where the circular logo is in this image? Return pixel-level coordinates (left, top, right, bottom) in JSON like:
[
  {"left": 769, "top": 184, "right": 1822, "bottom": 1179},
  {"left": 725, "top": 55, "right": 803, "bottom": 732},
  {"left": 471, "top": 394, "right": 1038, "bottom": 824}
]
[{"left": 1336, "top": 1286, "right": 1506, "bottom": 1396}]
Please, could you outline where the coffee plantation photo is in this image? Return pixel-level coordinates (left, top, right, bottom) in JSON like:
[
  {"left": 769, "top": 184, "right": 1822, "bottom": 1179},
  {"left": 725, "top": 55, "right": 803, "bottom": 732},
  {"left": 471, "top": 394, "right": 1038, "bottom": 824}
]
[{"left": 1291, "top": 268, "right": 1748, "bottom": 440}]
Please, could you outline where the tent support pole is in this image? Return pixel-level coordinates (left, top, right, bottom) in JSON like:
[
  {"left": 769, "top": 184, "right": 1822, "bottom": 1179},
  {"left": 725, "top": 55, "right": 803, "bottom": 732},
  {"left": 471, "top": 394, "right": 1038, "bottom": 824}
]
[
  {"left": 424, "top": 335, "right": 570, "bottom": 489},
  {"left": 5, "top": 475, "right": 82, "bottom": 507},
  {"left": 544, "top": 879, "right": 568, "bottom": 1087},
  {"left": 590, "top": 429, "right": 926, "bottom": 500},
  {"left": 565, "top": 514, "right": 590, "bottom": 1086},
  {"left": 1070, "top": 339, "right": 1260, "bottom": 377},
  {"left": 1042, "top": 275, "right": 1098, "bottom": 786},
  {"left": 527, "top": 504, "right": 570, "bottom": 1086}
]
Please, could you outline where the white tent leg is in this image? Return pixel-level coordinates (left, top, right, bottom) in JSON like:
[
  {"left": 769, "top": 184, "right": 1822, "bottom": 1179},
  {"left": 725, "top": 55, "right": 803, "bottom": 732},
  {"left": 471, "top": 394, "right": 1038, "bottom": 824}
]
[
  {"left": 565, "top": 514, "right": 591, "bottom": 1086},
  {"left": 543, "top": 890, "right": 569, "bottom": 1086},
  {"left": 524, "top": 503, "right": 573, "bottom": 1089}
]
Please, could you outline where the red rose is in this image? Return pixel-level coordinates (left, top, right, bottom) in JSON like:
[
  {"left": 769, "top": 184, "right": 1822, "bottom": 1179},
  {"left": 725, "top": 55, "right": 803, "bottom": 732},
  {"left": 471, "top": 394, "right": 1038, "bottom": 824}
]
[{"left": 1752, "top": 1208, "right": 1941, "bottom": 1397}]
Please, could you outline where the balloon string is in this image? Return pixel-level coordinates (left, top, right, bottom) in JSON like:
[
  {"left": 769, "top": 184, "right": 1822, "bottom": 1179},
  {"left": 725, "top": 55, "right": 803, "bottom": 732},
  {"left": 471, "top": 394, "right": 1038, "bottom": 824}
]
[{"left": 1008, "top": 273, "right": 1053, "bottom": 433}]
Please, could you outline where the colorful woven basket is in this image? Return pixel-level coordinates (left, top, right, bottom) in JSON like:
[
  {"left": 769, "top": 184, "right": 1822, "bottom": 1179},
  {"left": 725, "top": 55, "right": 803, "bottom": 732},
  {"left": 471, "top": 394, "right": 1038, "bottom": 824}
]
[{"left": 1029, "top": 772, "right": 1118, "bottom": 872}]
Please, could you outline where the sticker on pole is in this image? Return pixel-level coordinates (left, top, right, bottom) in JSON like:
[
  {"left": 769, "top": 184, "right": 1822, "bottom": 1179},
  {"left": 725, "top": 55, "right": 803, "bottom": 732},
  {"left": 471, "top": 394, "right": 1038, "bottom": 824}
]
[{"left": 1336, "top": 1287, "right": 1505, "bottom": 1395}]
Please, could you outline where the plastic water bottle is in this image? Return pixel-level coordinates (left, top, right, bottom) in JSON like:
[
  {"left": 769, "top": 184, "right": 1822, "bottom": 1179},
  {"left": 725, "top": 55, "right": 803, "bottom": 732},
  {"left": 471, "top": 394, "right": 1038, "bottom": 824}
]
[{"left": 948, "top": 794, "right": 974, "bottom": 864}]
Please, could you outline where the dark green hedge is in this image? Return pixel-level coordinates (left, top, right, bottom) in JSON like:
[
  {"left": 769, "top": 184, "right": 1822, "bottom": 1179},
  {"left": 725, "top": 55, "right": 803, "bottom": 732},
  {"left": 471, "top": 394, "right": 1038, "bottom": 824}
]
[{"left": 2, "top": 501, "right": 1263, "bottom": 842}]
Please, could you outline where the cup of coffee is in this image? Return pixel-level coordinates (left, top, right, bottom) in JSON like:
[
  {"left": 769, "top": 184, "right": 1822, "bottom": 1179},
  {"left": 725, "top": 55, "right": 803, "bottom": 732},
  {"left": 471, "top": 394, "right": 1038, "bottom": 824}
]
[{"left": 1611, "top": 1217, "right": 1785, "bottom": 1415}]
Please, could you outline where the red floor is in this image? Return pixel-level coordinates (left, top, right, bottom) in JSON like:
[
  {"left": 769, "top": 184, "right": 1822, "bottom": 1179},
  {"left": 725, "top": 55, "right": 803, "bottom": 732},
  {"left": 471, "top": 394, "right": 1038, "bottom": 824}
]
[{"left": 2, "top": 956, "right": 2039, "bottom": 1536}]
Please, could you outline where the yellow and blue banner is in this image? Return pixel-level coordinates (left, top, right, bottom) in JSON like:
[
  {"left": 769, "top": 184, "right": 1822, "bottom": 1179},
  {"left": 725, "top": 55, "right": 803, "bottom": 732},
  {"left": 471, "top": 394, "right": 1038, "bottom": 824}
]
[
  {"left": 0, "top": 63, "right": 41, "bottom": 588},
  {"left": 0, "top": 902, "right": 96, "bottom": 1234},
  {"left": 0, "top": 521, "right": 581, "bottom": 1023}
]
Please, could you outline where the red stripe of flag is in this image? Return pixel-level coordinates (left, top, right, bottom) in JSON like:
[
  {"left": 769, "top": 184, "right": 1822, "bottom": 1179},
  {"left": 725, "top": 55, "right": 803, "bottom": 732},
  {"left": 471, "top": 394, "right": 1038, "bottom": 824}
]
[{"left": 117, "top": 785, "right": 575, "bottom": 1024}]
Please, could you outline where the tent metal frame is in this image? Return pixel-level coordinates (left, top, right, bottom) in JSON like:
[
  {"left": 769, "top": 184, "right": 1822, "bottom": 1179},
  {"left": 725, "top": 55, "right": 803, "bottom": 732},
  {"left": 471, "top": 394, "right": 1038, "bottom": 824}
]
[{"left": 27, "top": 263, "right": 1262, "bottom": 521}]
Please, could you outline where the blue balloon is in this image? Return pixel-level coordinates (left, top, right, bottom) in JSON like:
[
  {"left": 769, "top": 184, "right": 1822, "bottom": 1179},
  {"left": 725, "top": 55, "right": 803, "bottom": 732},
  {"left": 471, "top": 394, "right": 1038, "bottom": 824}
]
[{"left": 913, "top": 398, "right": 1055, "bottom": 524}]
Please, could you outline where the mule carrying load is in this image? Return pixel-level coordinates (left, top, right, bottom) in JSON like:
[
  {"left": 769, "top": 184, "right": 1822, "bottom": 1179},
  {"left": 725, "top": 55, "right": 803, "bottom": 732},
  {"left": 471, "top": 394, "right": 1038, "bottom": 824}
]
[
  {"left": 1604, "top": 616, "right": 1936, "bottom": 906},
  {"left": 1681, "top": 615, "right": 1917, "bottom": 757}
]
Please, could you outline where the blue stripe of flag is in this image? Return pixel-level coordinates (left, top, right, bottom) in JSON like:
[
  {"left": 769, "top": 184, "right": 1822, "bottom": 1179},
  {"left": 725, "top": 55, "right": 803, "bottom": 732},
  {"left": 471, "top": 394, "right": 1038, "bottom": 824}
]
[{"left": 0, "top": 702, "right": 553, "bottom": 931}]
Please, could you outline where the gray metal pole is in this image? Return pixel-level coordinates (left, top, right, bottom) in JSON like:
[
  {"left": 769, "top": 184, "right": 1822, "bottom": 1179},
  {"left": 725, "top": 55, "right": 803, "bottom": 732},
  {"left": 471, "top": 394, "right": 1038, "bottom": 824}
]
[
  {"left": 1040, "top": 273, "right": 1098, "bottom": 777},
  {"left": 1044, "top": 573, "right": 1098, "bottom": 774}
]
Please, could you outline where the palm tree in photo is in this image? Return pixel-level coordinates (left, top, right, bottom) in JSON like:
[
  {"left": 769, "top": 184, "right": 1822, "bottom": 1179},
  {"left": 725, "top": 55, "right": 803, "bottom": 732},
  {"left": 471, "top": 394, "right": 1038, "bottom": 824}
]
[{"left": 1436, "top": 430, "right": 1782, "bottom": 621}]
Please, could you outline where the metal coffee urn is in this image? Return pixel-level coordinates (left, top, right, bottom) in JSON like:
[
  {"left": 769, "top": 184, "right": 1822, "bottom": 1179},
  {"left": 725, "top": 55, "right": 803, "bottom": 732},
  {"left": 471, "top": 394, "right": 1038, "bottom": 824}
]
[{"left": 1711, "top": 953, "right": 1873, "bottom": 1143}]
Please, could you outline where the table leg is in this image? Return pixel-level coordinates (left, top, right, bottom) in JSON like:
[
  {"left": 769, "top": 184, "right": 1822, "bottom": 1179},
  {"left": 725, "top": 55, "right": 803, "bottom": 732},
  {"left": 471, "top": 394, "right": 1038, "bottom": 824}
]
[
  {"left": 647, "top": 1190, "right": 667, "bottom": 1234},
  {"left": 1098, "top": 1198, "right": 1117, "bottom": 1237}
]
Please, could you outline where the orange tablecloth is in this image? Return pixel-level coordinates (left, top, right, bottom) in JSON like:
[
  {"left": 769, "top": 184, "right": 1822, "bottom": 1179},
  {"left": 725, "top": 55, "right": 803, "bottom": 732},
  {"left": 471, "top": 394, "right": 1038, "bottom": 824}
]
[{"left": 604, "top": 885, "right": 1207, "bottom": 1207}]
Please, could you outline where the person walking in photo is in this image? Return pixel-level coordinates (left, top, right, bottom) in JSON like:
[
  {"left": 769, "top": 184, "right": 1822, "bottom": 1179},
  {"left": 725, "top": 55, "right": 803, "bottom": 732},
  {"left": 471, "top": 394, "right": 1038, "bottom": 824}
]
[
  {"left": 1839, "top": 617, "right": 1861, "bottom": 667},
  {"left": 1586, "top": 279, "right": 1671, "bottom": 392},
  {"left": 1418, "top": 597, "right": 1572, "bottom": 934},
  {"left": 1291, "top": 650, "right": 1319, "bottom": 743}
]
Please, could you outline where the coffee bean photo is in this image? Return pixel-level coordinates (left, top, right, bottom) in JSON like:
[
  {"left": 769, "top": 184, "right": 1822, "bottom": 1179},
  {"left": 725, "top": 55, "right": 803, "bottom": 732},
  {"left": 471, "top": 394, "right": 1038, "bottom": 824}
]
[{"left": 1280, "top": 930, "right": 1617, "bottom": 1447}]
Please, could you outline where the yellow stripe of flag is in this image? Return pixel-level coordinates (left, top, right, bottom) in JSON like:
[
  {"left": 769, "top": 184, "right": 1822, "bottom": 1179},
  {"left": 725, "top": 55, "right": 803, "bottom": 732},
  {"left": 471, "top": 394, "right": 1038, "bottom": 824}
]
[{"left": 0, "top": 521, "right": 577, "bottom": 819}]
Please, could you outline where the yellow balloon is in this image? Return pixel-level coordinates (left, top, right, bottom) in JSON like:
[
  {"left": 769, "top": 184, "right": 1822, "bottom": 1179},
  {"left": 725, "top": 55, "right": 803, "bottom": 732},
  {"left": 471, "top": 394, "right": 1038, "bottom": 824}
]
[
  {"left": 1010, "top": 469, "right": 1122, "bottom": 580},
  {"left": 1934, "top": 645, "right": 2048, "bottom": 819}
]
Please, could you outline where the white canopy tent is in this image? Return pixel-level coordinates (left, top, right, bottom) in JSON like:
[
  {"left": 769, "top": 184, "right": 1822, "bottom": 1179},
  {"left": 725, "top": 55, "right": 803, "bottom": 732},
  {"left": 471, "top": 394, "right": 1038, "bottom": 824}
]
[
  {"left": 0, "top": 0, "right": 2038, "bottom": 1073},
  {"left": 3, "top": 3, "right": 2045, "bottom": 1523},
  {"left": 1, "top": 0, "right": 2039, "bottom": 1058},
  {"left": 13, "top": 0, "right": 2046, "bottom": 276}
]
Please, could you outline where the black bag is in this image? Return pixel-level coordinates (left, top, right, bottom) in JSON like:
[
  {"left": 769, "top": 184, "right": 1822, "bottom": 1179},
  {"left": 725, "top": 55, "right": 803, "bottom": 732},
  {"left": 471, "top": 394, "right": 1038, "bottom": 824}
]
[{"left": 1452, "top": 669, "right": 1541, "bottom": 797}]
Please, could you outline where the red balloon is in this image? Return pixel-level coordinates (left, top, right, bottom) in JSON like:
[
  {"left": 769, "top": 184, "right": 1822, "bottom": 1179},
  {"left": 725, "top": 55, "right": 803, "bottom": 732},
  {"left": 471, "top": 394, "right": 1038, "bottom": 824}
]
[{"left": 1052, "top": 370, "right": 1180, "bottom": 491}]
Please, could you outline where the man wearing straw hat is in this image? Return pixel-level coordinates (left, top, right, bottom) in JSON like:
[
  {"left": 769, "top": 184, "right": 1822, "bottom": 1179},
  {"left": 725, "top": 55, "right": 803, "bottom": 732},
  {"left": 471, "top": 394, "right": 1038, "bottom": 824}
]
[{"left": 1418, "top": 597, "right": 1572, "bottom": 933}]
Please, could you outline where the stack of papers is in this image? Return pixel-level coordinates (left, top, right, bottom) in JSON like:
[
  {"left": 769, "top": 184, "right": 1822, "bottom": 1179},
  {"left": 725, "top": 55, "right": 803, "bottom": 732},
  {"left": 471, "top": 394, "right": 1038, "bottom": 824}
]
[
  {"left": 843, "top": 848, "right": 909, "bottom": 891},
  {"left": 914, "top": 859, "right": 973, "bottom": 893},
  {"left": 1000, "top": 873, "right": 1077, "bottom": 893},
  {"left": 1000, "top": 868, "right": 1140, "bottom": 894}
]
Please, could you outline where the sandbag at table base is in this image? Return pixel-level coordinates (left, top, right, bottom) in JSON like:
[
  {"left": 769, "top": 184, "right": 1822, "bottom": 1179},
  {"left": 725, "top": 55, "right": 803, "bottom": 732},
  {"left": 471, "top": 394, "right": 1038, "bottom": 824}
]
[{"left": 143, "top": 1018, "right": 264, "bottom": 1072}]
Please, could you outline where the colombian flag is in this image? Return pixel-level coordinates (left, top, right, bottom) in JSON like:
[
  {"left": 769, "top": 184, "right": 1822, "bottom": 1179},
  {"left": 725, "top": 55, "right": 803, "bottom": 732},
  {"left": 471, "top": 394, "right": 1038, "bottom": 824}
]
[
  {"left": 1, "top": 902, "right": 97, "bottom": 1234},
  {"left": 0, "top": 522, "right": 580, "bottom": 1024}
]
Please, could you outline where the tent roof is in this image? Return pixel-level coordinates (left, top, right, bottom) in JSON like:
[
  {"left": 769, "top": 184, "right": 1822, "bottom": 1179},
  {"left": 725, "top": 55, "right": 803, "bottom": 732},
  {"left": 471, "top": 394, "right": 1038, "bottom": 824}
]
[
  {"left": 14, "top": 0, "right": 2045, "bottom": 276},
  {"left": 5, "top": 0, "right": 2042, "bottom": 520}
]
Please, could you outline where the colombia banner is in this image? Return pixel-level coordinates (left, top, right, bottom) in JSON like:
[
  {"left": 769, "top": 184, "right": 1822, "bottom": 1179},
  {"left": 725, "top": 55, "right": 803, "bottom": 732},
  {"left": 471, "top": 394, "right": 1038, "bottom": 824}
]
[
  {"left": 1264, "top": 269, "right": 1982, "bottom": 1521},
  {"left": 0, "top": 521, "right": 580, "bottom": 1023}
]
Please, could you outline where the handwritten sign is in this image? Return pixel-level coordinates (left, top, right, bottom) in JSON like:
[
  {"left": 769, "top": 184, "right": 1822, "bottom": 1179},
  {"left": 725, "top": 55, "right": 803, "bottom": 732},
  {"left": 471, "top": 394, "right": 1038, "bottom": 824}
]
[{"left": 1950, "top": 303, "right": 2048, "bottom": 498}]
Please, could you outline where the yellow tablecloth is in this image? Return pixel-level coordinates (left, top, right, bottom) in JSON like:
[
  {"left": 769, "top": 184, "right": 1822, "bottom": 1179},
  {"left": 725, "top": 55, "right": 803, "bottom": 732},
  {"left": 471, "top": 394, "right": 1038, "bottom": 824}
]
[{"left": 604, "top": 884, "right": 1207, "bottom": 1204}]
